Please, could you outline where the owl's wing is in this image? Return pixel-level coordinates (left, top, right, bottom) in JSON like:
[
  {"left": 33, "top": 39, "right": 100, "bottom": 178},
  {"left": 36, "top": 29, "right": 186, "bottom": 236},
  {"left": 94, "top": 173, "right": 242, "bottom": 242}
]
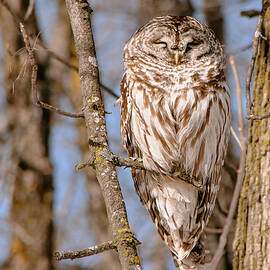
[{"left": 121, "top": 74, "right": 181, "bottom": 173}]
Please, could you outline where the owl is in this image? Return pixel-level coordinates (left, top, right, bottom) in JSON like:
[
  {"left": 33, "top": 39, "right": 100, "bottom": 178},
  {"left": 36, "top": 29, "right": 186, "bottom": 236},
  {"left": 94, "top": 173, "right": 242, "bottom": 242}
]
[{"left": 119, "top": 16, "right": 230, "bottom": 269}]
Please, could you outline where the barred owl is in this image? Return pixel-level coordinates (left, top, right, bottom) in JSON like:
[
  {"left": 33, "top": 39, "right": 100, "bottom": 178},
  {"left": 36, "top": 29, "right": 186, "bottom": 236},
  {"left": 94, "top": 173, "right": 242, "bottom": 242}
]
[{"left": 119, "top": 16, "right": 230, "bottom": 269}]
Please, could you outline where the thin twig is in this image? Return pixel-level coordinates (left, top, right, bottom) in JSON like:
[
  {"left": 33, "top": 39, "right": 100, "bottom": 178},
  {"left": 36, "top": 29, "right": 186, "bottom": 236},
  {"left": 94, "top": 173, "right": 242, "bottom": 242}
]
[
  {"left": 101, "top": 84, "right": 120, "bottom": 99},
  {"left": 240, "top": 9, "right": 260, "bottom": 18},
  {"left": 223, "top": 162, "right": 237, "bottom": 183},
  {"left": 228, "top": 43, "right": 252, "bottom": 56},
  {"left": 230, "top": 56, "right": 246, "bottom": 148},
  {"left": 105, "top": 151, "right": 203, "bottom": 189},
  {"left": 19, "top": 23, "right": 84, "bottom": 119},
  {"left": 246, "top": 0, "right": 270, "bottom": 120},
  {"left": 24, "top": 0, "right": 35, "bottom": 21},
  {"left": 230, "top": 57, "right": 244, "bottom": 138},
  {"left": 55, "top": 241, "right": 117, "bottom": 260},
  {"left": 230, "top": 126, "right": 242, "bottom": 150},
  {"left": 1, "top": 218, "right": 36, "bottom": 247},
  {"left": 36, "top": 39, "right": 79, "bottom": 71},
  {"left": 210, "top": 55, "right": 248, "bottom": 270},
  {"left": 205, "top": 227, "right": 223, "bottom": 234}
]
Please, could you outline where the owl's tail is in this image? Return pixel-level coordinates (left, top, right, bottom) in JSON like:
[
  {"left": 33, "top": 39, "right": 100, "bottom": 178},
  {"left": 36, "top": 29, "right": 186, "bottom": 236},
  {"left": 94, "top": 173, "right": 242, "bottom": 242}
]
[
  {"left": 172, "top": 236, "right": 211, "bottom": 269},
  {"left": 133, "top": 169, "right": 208, "bottom": 267}
]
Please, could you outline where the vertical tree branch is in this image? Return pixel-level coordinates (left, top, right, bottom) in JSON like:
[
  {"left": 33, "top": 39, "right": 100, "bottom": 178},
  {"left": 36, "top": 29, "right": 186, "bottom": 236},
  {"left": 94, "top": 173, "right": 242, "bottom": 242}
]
[
  {"left": 230, "top": 56, "right": 246, "bottom": 148},
  {"left": 64, "top": 1, "right": 142, "bottom": 269}
]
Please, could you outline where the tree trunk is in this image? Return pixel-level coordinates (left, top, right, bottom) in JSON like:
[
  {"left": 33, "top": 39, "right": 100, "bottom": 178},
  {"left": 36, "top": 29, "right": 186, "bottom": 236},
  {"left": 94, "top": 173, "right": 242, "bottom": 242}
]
[
  {"left": 0, "top": 2, "right": 54, "bottom": 270},
  {"left": 233, "top": 2, "right": 270, "bottom": 269}
]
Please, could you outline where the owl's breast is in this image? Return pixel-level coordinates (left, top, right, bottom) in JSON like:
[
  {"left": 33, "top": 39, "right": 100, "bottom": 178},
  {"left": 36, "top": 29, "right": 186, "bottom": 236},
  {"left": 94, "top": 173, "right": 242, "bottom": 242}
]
[{"left": 127, "top": 77, "right": 230, "bottom": 179}]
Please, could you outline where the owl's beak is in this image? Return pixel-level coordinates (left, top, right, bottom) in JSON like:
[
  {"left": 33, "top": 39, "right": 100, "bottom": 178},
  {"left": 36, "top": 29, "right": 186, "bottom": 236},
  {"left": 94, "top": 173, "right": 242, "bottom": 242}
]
[{"left": 174, "top": 51, "right": 180, "bottom": 66}]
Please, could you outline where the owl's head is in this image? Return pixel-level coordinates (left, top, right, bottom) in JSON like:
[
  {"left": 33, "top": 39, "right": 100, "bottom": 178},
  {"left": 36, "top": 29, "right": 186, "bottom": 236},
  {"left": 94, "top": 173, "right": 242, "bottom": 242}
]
[{"left": 124, "top": 16, "right": 223, "bottom": 69}]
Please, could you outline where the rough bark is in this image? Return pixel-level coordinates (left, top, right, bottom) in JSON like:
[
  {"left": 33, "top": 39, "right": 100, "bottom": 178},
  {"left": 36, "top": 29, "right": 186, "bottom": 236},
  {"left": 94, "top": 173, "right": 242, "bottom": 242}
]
[
  {"left": 233, "top": 2, "right": 270, "bottom": 269},
  {"left": 0, "top": 1, "right": 54, "bottom": 270},
  {"left": 64, "top": 1, "right": 141, "bottom": 269}
]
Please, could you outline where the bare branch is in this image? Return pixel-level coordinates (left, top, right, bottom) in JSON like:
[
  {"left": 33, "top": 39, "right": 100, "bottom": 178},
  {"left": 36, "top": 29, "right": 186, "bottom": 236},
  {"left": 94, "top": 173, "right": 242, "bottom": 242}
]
[
  {"left": 240, "top": 9, "right": 260, "bottom": 18},
  {"left": 230, "top": 126, "right": 242, "bottom": 150},
  {"left": 55, "top": 237, "right": 141, "bottom": 261},
  {"left": 19, "top": 23, "right": 84, "bottom": 119},
  {"left": 24, "top": 0, "right": 35, "bottom": 21},
  {"left": 1, "top": 219, "right": 36, "bottom": 247},
  {"left": 210, "top": 125, "right": 246, "bottom": 269},
  {"left": 205, "top": 227, "right": 223, "bottom": 234},
  {"left": 36, "top": 39, "right": 79, "bottom": 71},
  {"left": 230, "top": 57, "right": 244, "bottom": 134},
  {"left": 246, "top": 0, "right": 270, "bottom": 120},
  {"left": 0, "top": 0, "right": 84, "bottom": 119},
  {"left": 101, "top": 84, "right": 120, "bottom": 99},
  {"left": 230, "top": 56, "right": 246, "bottom": 148},
  {"left": 55, "top": 241, "right": 117, "bottom": 260},
  {"left": 103, "top": 148, "right": 204, "bottom": 189},
  {"left": 228, "top": 43, "right": 252, "bottom": 56}
]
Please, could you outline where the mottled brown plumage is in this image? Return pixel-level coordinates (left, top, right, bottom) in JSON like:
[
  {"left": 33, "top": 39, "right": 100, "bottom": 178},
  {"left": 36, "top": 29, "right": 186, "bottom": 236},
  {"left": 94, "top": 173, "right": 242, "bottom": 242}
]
[{"left": 119, "top": 16, "right": 230, "bottom": 269}]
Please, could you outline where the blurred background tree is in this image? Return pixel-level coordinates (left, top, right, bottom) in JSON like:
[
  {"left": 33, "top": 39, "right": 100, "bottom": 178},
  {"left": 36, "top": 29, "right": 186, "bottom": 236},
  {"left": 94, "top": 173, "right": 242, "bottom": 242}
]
[
  {"left": 0, "top": 0, "right": 264, "bottom": 270},
  {"left": 0, "top": 1, "right": 54, "bottom": 269}
]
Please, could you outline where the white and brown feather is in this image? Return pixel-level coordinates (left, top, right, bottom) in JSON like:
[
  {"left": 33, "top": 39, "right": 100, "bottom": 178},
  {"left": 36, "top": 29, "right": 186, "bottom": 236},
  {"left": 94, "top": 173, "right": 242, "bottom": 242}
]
[{"left": 120, "top": 16, "right": 230, "bottom": 269}]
